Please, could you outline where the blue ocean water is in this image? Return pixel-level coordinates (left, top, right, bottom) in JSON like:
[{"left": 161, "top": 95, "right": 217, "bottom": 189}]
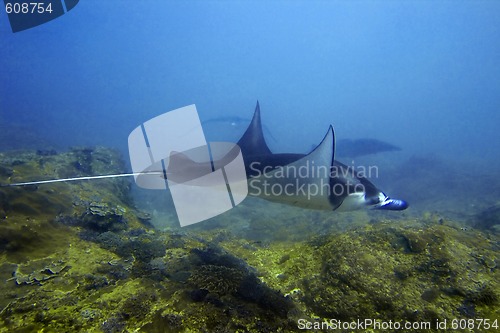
[
  {"left": 1, "top": 1, "right": 500, "bottom": 217},
  {"left": 2, "top": 3, "right": 500, "bottom": 331}
]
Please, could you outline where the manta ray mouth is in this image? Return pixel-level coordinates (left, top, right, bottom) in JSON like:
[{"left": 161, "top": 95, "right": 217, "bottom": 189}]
[{"left": 374, "top": 196, "right": 409, "bottom": 210}]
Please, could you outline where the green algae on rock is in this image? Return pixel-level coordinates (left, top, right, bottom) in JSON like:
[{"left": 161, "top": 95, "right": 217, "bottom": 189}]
[{"left": 0, "top": 148, "right": 498, "bottom": 332}]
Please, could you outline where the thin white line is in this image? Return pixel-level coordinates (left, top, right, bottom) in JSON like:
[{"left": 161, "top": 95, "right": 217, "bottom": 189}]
[{"left": 1, "top": 171, "right": 164, "bottom": 187}]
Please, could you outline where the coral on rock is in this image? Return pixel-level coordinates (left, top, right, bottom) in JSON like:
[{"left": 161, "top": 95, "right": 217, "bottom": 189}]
[{"left": 0, "top": 148, "right": 498, "bottom": 332}]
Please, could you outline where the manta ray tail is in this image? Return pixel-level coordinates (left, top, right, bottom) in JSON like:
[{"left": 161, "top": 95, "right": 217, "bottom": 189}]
[{"left": 237, "top": 101, "right": 272, "bottom": 157}]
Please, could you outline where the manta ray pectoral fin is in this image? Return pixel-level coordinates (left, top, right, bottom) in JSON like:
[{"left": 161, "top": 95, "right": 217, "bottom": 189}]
[
  {"left": 248, "top": 125, "right": 336, "bottom": 210},
  {"left": 309, "top": 125, "right": 335, "bottom": 161},
  {"left": 237, "top": 101, "right": 272, "bottom": 157}
]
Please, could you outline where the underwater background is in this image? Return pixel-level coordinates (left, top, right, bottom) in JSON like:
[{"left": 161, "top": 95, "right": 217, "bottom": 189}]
[{"left": 0, "top": 1, "right": 499, "bottom": 332}]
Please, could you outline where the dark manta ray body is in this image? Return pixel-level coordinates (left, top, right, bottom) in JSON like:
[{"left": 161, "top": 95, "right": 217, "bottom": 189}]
[
  {"left": 336, "top": 138, "right": 401, "bottom": 158},
  {"left": 238, "top": 102, "right": 408, "bottom": 211}
]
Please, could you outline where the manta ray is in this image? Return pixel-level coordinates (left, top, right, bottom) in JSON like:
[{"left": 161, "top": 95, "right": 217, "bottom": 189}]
[
  {"left": 1, "top": 102, "right": 408, "bottom": 215},
  {"left": 235, "top": 102, "right": 408, "bottom": 211},
  {"left": 336, "top": 138, "right": 401, "bottom": 158}
]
